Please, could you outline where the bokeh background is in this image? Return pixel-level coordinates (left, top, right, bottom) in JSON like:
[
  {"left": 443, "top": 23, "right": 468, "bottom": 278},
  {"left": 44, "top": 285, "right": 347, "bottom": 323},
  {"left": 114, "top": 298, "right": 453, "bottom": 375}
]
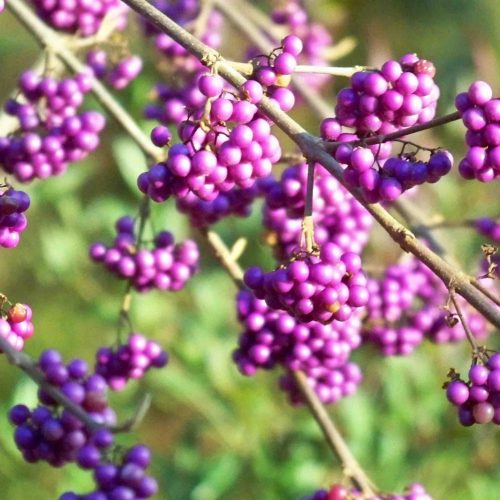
[{"left": 0, "top": 0, "right": 499, "bottom": 498}]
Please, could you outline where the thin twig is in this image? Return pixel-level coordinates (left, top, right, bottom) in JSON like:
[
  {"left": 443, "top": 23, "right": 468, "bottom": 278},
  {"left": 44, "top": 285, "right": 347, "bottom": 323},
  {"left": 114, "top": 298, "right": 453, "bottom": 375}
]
[
  {"left": 292, "top": 371, "right": 378, "bottom": 497},
  {"left": 227, "top": 60, "right": 367, "bottom": 77},
  {"left": 449, "top": 291, "right": 480, "bottom": 353},
  {"left": 322, "top": 36, "right": 358, "bottom": 62},
  {"left": 190, "top": 0, "right": 214, "bottom": 39},
  {"left": 323, "top": 112, "right": 462, "bottom": 150},
  {"left": 201, "top": 229, "right": 245, "bottom": 287},
  {"left": 470, "top": 278, "right": 500, "bottom": 309},
  {"left": 117, "top": 196, "right": 151, "bottom": 339},
  {"left": 112, "top": 393, "right": 153, "bottom": 432},
  {"left": 0, "top": 335, "right": 105, "bottom": 432}
]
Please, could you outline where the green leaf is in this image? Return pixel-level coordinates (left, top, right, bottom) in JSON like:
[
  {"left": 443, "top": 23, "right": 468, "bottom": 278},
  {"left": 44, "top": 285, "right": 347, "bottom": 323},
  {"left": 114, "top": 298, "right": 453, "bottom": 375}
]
[{"left": 112, "top": 135, "right": 148, "bottom": 196}]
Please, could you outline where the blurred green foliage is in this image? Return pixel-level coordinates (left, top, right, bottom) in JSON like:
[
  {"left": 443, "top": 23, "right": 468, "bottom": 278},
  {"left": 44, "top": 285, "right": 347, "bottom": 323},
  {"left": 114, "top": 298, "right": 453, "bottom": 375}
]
[{"left": 0, "top": 1, "right": 499, "bottom": 499}]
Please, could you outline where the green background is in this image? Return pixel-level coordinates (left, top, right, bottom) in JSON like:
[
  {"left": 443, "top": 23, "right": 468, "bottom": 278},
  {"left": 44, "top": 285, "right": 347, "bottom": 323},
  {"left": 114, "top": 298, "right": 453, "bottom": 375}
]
[{"left": 0, "top": 1, "right": 498, "bottom": 499}]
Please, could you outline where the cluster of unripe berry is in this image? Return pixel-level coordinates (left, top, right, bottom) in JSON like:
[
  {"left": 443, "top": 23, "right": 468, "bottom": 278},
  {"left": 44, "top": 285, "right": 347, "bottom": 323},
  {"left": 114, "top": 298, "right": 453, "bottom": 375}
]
[
  {"left": 455, "top": 80, "right": 500, "bottom": 181},
  {"left": 95, "top": 333, "right": 168, "bottom": 391},
  {"left": 0, "top": 71, "right": 105, "bottom": 182},
  {"left": 89, "top": 216, "right": 200, "bottom": 293},
  {"left": 446, "top": 353, "right": 500, "bottom": 426},
  {"left": 0, "top": 187, "right": 30, "bottom": 248}
]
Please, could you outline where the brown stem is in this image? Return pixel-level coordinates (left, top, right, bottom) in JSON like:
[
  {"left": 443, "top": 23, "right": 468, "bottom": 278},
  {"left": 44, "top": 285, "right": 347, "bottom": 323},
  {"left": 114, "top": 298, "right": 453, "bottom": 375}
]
[
  {"left": 0, "top": 331, "right": 151, "bottom": 433},
  {"left": 470, "top": 278, "right": 500, "bottom": 309},
  {"left": 292, "top": 371, "right": 378, "bottom": 496},
  {"left": 450, "top": 291, "right": 480, "bottom": 353},
  {"left": 201, "top": 229, "right": 245, "bottom": 288},
  {"left": 393, "top": 198, "right": 500, "bottom": 309},
  {"left": 117, "top": 197, "right": 151, "bottom": 338},
  {"left": 323, "top": 112, "right": 462, "bottom": 150}
]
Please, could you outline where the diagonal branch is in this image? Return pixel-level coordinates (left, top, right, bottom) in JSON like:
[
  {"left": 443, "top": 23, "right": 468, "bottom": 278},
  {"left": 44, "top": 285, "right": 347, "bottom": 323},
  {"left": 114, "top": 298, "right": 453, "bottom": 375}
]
[
  {"left": 119, "top": 0, "right": 500, "bottom": 329},
  {"left": 0, "top": 334, "right": 105, "bottom": 432},
  {"left": 6, "top": 0, "right": 163, "bottom": 162},
  {"left": 212, "top": 0, "right": 334, "bottom": 119}
]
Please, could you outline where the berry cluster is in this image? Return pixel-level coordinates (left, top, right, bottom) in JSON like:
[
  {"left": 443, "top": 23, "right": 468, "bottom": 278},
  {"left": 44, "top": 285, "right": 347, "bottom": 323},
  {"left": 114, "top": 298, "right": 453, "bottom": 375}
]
[
  {"left": 335, "top": 54, "right": 439, "bottom": 135},
  {"left": 247, "top": 34, "right": 305, "bottom": 113},
  {"left": 139, "top": 73, "right": 281, "bottom": 203},
  {"left": 145, "top": 70, "right": 206, "bottom": 125},
  {"left": 175, "top": 182, "right": 264, "bottom": 228},
  {"left": 60, "top": 444, "right": 158, "bottom": 499},
  {"left": 263, "top": 162, "right": 373, "bottom": 260},
  {"left": 279, "top": 359, "right": 362, "bottom": 407},
  {"left": 244, "top": 243, "right": 369, "bottom": 324},
  {"left": 95, "top": 333, "right": 168, "bottom": 391},
  {"left": 89, "top": 216, "right": 200, "bottom": 293},
  {"left": 30, "top": 0, "right": 128, "bottom": 36},
  {"left": 446, "top": 353, "right": 500, "bottom": 426},
  {"left": 146, "top": 1, "right": 222, "bottom": 59},
  {"left": 233, "top": 289, "right": 362, "bottom": 405},
  {"left": 303, "top": 482, "right": 433, "bottom": 500},
  {"left": 363, "top": 258, "right": 490, "bottom": 355},
  {"left": 474, "top": 217, "right": 500, "bottom": 243},
  {"left": 0, "top": 187, "right": 30, "bottom": 248},
  {"left": 269, "top": 0, "right": 332, "bottom": 90},
  {"left": 143, "top": 2, "right": 222, "bottom": 125},
  {"left": 455, "top": 81, "right": 500, "bottom": 181},
  {"left": 9, "top": 349, "right": 115, "bottom": 466},
  {"left": 0, "top": 303, "right": 34, "bottom": 352},
  {"left": 0, "top": 72, "right": 105, "bottom": 182},
  {"left": 86, "top": 50, "right": 143, "bottom": 90},
  {"left": 339, "top": 146, "right": 453, "bottom": 203}
]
